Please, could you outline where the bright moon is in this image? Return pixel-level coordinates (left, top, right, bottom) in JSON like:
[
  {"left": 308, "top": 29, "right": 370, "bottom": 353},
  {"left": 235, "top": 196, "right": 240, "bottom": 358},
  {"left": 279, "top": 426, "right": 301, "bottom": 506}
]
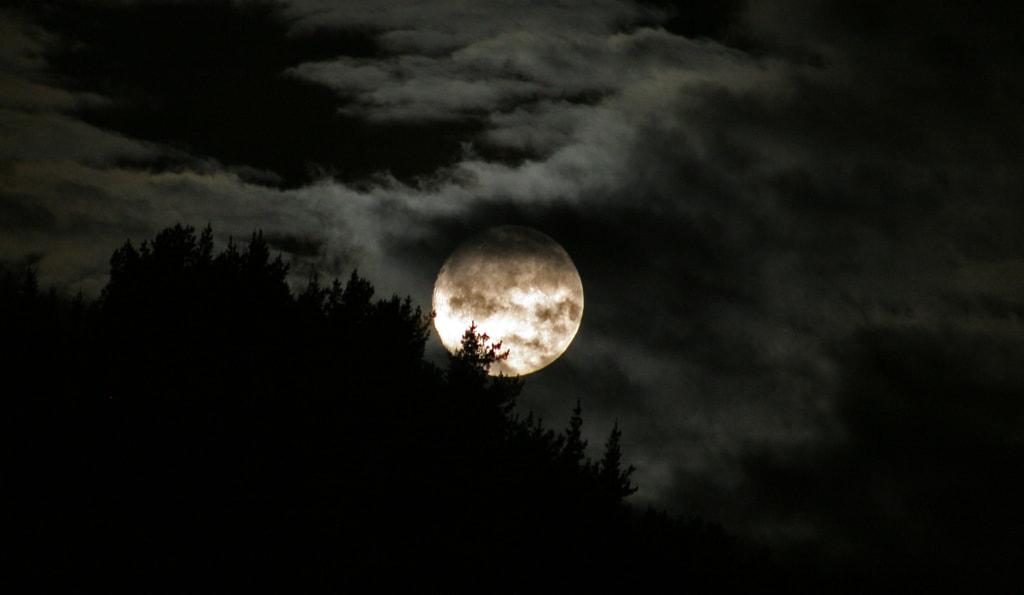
[{"left": 432, "top": 225, "right": 584, "bottom": 376}]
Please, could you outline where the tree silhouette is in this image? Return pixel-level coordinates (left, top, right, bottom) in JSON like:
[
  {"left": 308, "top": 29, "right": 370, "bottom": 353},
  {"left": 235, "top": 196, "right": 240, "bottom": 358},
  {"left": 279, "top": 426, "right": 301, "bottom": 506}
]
[
  {"left": 5, "top": 223, "right": 780, "bottom": 592},
  {"left": 561, "top": 398, "right": 588, "bottom": 466},
  {"left": 599, "top": 421, "right": 639, "bottom": 501},
  {"left": 446, "top": 323, "right": 508, "bottom": 379}
]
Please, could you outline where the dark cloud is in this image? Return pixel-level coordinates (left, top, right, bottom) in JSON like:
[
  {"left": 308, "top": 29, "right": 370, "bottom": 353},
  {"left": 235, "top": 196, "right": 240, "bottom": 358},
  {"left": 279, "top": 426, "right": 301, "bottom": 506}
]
[
  {"left": 736, "top": 1, "right": 1024, "bottom": 165},
  {"left": 668, "top": 326, "right": 1024, "bottom": 588},
  {"left": 535, "top": 297, "right": 582, "bottom": 326},
  {"left": 12, "top": 0, "right": 483, "bottom": 187},
  {"left": 636, "top": 0, "right": 744, "bottom": 40},
  {"left": 263, "top": 232, "right": 323, "bottom": 258},
  {"left": 444, "top": 289, "right": 503, "bottom": 319},
  {"left": 0, "top": 191, "right": 58, "bottom": 232}
]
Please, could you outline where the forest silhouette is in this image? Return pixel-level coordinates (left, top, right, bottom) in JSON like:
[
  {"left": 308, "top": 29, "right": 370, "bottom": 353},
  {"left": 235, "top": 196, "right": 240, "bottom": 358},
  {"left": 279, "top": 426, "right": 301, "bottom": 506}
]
[{"left": 5, "top": 224, "right": 780, "bottom": 592}]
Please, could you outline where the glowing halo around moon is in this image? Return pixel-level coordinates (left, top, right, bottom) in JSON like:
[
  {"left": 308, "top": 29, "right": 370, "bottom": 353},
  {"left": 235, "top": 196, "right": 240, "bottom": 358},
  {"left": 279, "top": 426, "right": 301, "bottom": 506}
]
[{"left": 432, "top": 225, "right": 584, "bottom": 376}]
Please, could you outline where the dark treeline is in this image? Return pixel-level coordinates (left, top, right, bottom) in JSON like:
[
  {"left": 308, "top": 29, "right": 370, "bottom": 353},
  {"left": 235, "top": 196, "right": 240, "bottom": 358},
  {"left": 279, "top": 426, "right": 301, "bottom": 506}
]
[{"left": 4, "top": 224, "right": 780, "bottom": 592}]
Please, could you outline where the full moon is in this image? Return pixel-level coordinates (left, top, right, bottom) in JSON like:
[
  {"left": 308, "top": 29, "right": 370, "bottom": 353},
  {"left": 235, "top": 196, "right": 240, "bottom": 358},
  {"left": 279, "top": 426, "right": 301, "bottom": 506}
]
[{"left": 432, "top": 226, "right": 584, "bottom": 376}]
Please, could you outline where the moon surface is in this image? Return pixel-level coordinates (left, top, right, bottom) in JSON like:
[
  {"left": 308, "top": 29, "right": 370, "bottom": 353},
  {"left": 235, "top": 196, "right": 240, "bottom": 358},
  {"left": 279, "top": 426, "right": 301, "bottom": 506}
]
[{"left": 433, "top": 226, "right": 584, "bottom": 376}]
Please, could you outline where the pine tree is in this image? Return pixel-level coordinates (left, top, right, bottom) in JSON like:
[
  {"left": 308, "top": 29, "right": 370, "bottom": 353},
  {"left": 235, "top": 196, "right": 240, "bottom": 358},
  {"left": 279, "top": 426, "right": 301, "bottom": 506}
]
[
  {"left": 599, "top": 422, "right": 637, "bottom": 501},
  {"left": 444, "top": 324, "right": 523, "bottom": 446},
  {"left": 561, "top": 399, "right": 588, "bottom": 467},
  {"left": 445, "top": 323, "right": 516, "bottom": 398}
]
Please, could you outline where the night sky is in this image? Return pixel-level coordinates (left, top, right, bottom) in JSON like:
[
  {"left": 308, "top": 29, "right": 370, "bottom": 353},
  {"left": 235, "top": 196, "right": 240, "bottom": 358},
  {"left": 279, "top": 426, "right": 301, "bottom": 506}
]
[{"left": 3, "top": 0, "right": 1023, "bottom": 580}]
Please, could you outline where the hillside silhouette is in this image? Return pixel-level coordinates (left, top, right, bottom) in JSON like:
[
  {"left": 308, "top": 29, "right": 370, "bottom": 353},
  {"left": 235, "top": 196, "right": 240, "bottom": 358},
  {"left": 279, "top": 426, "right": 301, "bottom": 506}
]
[{"left": 5, "top": 224, "right": 777, "bottom": 592}]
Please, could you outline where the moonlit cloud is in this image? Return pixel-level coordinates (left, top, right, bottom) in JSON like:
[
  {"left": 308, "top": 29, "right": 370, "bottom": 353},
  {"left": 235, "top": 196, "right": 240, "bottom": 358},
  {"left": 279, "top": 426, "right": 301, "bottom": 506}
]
[{"left": 0, "top": 110, "right": 158, "bottom": 163}]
